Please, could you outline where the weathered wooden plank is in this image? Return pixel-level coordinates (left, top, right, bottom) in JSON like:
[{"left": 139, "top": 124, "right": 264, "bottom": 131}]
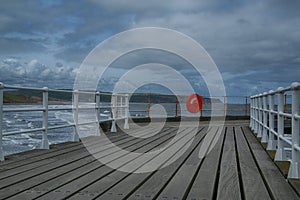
[
  {"left": 34, "top": 128, "right": 176, "bottom": 200},
  {"left": 0, "top": 126, "right": 164, "bottom": 177},
  {"left": 234, "top": 126, "right": 271, "bottom": 200},
  {"left": 0, "top": 124, "right": 160, "bottom": 170},
  {"left": 118, "top": 128, "right": 207, "bottom": 200},
  {"left": 2, "top": 128, "right": 175, "bottom": 199},
  {"left": 0, "top": 130, "right": 128, "bottom": 167},
  {"left": 217, "top": 126, "right": 242, "bottom": 200},
  {"left": 156, "top": 127, "right": 219, "bottom": 199},
  {"left": 289, "top": 179, "right": 300, "bottom": 197},
  {"left": 242, "top": 126, "right": 300, "bottom": 199},
  {"left": 61, "top": 127, "right": 199, "bottom": 200},
  {"left": 0, "top": 141, "right": 79, "bottom": 165},
  {"left": 83, "top": 127, "right": 206, "bottom": 200},
  {"left": 186, "top": 127, "right": 225, "bottom": 200},
  {"left": 0, "top": 148, "right": 97, "bottom": 193},
  {"left": 0, "top": 133, "right": 126, "bottom": 175},
  {"left": 1, "top": 121, "right": 300, "bottom": 200},
  {"left": 0, "top": 134, "right": 126, "bottom": 172},
  {"left": 0, "top": 143, "right": 81, "bottom": 169},
  {"left": 11, "top": 127, "right": 176, "bottom": 199},
  {"left": 0, "top": 146, "right": 89, "bottom": 181}
]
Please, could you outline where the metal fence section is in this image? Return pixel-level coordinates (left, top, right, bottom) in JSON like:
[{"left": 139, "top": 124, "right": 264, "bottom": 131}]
[
  {"left": 110, "top": 93, "right": 129, "bottom": 132},
  {"left": 128, "top": 94, "right": 250, "bottom": 118},
  {"left": 0, "top": 82, "right": 251, "bottom": 161},
  {"left": 250, "top": 82, "right": 300, "bottom": 178},
  {"left": 0, "top": 83, "right": 129, "bottom": 161}
]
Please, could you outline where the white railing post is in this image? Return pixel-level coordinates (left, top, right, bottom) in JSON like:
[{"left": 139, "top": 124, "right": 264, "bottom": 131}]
[
  {"left": 120, "top": 95, "right": 123, "bottom": 118},
  {"left": 40, "top": 87, "right": 49, "bottom": 149},
  {"left": 96, "top": 92, "right": 100, "bottom": 122},
  {"left": 275, "top": 87, "right": 286, "bottom": 161},
  {"left": 253, "top": 97, "right": 257, "bottom": 133},
  {"left": 0, "top": 82, "right": 4, "bottom": 161},
  {"left": 267, "top": 91, "right": 276, "bottom": 150},
  {"left": 95, "top": 92, "right": 101, "bottom": 136},
  {"left": 257, "top": 94, "right": 263, "bottom": 138},
  {"left": 124, "top": 94, "right": 129, "bottom": 129},
  {"left": 253, "top": 97, "right": 256, "bottom": 130},
  {"left": 111, "top": 94, "right": 117, "bottom": 132},
  {"left": 288, "top": 82, "right": 300, "bottom": 178},
  {"left": 250, "top": 97, "right": 253, "bottom": 129},
  {"left": 255, "top": 96, "right": 260, "bottom": 134},
  {"left": 117, "top": 95, "right": 119, "bottom": 119},
  {"left": 252, "top": 97, "right": 255, "bottom": 131},
  {"left": 72, "top": 90, "right": 80, "bottom": 141},
  {"left": 252, "top": 97, "right": 255, "bottom": 129},
  {"left": 261, "top": 93, "right": 268, "bottom": 143}
]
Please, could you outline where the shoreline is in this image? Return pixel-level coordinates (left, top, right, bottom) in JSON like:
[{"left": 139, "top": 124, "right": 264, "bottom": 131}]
[{"left": 3, "top": 101, "right": 72, "bottom": 106}]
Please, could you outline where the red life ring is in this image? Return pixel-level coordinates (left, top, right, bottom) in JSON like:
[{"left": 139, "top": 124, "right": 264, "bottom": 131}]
[{"left": 186, "top": 94, "right": 202, "bottom": 113}]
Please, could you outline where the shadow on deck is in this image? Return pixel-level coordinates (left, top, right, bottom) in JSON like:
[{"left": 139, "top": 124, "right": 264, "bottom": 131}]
[{"left": 0, "top": 120, "right": 299, "bottom": 200}]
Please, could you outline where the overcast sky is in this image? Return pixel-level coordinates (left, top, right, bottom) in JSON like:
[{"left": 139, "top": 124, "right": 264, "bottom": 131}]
[{"left": 0, "top": 0, "right": 299, "bottom": 96}]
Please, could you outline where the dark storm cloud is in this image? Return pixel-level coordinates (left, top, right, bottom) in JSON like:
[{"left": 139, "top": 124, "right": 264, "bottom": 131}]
[
  {"left": 0, "top": 38, "right": 46, "bottom": 54},
  {"left": 0, "top": 0, "right": 299, "bottom": 94}
]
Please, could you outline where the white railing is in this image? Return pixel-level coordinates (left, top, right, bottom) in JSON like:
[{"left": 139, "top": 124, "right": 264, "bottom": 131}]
[
  {"left": 128, "top": 95, "right": 250, "bottom": 118},
  {"left": 0, "top": 82, "right": 129, "bottom": 161},
  {"left": 250, "top": 82, "right": 300, "bottom": 178}
]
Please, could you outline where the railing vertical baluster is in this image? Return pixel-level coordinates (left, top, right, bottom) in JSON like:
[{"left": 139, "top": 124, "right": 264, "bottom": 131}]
[
  {"left": 288, "top": 82, "right": 300, "bottom": 178},
  {"left": 95, "top": 92, "right": 101, "bottom": 136},
  {"left": 284, "top": 94, "right": 287, "bottom": 114},
  {"left": 124, "top": 94, "right": 129, "bottom": 129},
  {"left": 40, "top": 87, "right": 49, "bottom": 149},
  {"left": 72, "top": 90, "right": 79, "bottom": 141},
  {"left": 0, "top": 83, "right": 4, "bottom": 161},
  {"left": 252, "top": 97, "right": 256, "bottom": 132},
  {"left": 111, "top": 94, "right": 117, "bottom": 132},
  {"left": 275, "top": 87, "right": 286, "bottom": 160},
  {"left": 255, "top": 96, "right": 259, "bottom": 134},
  {"left": 120, "top": 95, "right": 123, "bottom": 118},
  {"left": 261, "top": 93, "right": 268, "bottom": 143},
  {"left": 116, "top": 95, "right": 118, "bottom": 120},
  {"left": 257, "top": 94, "right": 263, "bottom": 138},
  {"left": 245, "top": 96, "right": 248, "bottom": 116},
  {"left": 250, "top": 97, "right": 253, "bottom": 128},
  {"left": 252, "top": 97, "right": 255, "bottom": 129},
  {"left": 267, "top": 91, "right": 276, "bottom": 150},
  {"left": 252, "top": 97, "right": 257, "bottom": 133},
  {"left": 148, "top": 94, "right": 151, "bottom": 118},
  {"left": 175, "top": 97, "right": 178, "bottom": 118},
  {"left": 96, "top": 92, "right": 100, "bottom": 122},
  {"left": 253, "top": 97, "right": 255, "bottom": 129},
  {"left": 223, "top": 96, "right": 226, "bottom": 117}
]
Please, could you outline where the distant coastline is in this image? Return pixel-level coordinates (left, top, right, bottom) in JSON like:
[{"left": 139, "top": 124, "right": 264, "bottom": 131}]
[
  {"left": 3, "top": 90, "right": 222, "bottom": 105},
  {"left": 3, "top": 93, "right": 70, "bottom": 105}
]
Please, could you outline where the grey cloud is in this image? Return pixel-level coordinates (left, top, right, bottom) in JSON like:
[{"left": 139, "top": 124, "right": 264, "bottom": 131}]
[
  {"left": 0, "top": 0, "right": 299, "bottom": 95},
  {"left": 0, "top": 58, "right": 76, "bottom": 88},
  {"left": 130, "top": 1, "right": 300, "bottom": 71},
  {"left": 0, "top": 38, "right": 46, "bottom": 54}
]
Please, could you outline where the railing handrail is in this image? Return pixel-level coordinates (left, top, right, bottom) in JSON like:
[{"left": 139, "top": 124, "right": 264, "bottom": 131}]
[
  {"left": 250, "top": 82, "right": 300, "bottom": 178},
  {"left": 250, "top": 84, "right": 298, "bottom": 98}
]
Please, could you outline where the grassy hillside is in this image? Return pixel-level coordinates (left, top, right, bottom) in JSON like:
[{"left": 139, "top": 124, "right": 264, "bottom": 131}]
[
  {"left": 3, "top": 92, "right": 67, "bottom": 104},
  {"left": 3, "top": 93, "right": 41, "bottom": 104},
  {"left": 3, "top": 90, "right": 222, "bottom": 104}
]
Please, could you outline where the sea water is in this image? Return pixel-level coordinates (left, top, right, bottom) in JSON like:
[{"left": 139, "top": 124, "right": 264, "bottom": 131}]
[
  {"left": 2, "top": 104, "right": 112, "bottom": 156},
  {"left": 2, "top": 105, "right": 73, "bottom": 156}
]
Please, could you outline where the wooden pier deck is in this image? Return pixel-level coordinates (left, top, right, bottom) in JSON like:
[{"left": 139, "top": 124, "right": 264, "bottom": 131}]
[{"left": 0, "top": 120, "right": 299, "bottom": 200}]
